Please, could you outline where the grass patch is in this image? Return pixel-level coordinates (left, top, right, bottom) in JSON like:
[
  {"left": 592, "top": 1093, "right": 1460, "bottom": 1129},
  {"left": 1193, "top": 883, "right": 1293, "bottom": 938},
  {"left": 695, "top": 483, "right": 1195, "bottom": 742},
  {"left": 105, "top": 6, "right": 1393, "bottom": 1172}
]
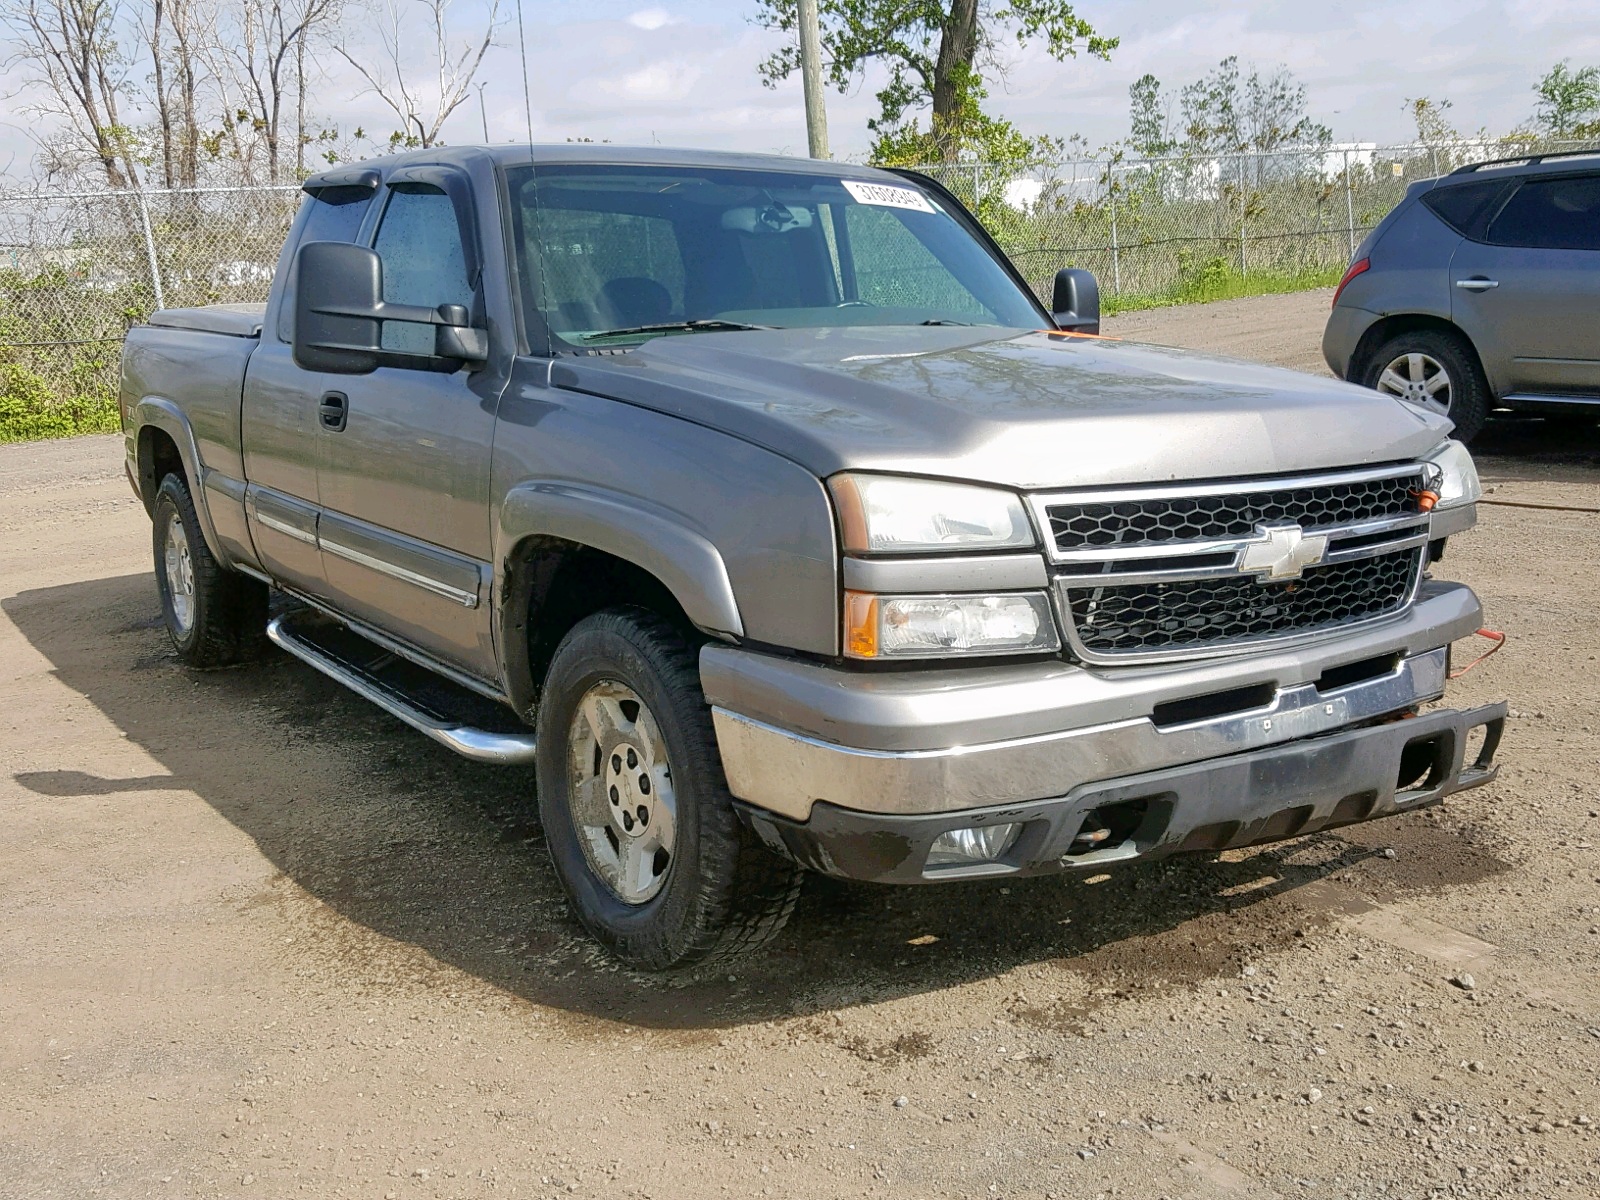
[
  {"left": 0, "top": 363, "right": 119, "bottom": 443},
  {"left": 1102, "top": 258, "right": 1340, "bottom": 317}
]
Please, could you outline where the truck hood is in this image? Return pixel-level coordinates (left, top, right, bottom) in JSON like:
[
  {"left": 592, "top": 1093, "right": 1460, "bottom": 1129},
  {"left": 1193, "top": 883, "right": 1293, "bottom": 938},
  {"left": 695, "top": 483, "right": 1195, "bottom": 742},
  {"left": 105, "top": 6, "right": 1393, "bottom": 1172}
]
[{"left": 550, "top": 325, "right": 1450, "bottom": 491}]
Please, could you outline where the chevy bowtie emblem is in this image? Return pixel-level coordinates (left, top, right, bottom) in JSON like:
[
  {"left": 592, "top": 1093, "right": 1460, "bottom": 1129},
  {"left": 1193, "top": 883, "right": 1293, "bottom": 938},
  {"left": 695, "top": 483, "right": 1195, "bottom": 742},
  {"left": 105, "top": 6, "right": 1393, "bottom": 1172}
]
[{"left": 1239, "top": 522, "right": 1328, "bottom": 580}]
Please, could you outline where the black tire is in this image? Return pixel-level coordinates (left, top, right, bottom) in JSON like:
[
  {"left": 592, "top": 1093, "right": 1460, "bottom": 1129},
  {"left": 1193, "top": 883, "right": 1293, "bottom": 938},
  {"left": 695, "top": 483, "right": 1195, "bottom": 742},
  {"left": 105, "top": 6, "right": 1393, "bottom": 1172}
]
[
  {"left": 152, "top": 472, "right": 268, "bottom": 667},
  {"left": 1359, "top": 329, "right": 1490, "bottom": 443},
  {"left": 534, "top": 607, "right": 802, "bottom": 971}
]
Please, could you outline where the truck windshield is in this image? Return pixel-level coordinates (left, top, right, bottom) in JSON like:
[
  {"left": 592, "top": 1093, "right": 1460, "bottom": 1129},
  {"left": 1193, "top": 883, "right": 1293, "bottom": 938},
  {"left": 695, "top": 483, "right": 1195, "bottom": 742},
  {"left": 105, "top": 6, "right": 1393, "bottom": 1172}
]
[{"left": 506, "top": 164, "right": 1044, "bottom": 349}]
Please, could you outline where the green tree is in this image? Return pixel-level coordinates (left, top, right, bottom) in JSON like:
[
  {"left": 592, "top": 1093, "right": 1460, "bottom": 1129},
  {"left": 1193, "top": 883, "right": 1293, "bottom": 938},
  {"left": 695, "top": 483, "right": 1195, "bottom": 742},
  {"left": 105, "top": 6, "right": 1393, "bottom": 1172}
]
[
  {"left": 1127, "top": 72, "right": 1173, "bottom": 158},
  {"left": 755, "top": 0, "right": 1115, "bottom": 162},
  {"left": 1179, "top": 56, "right": 1330, "bottom": 155},
  {"left": 1533, "top": 60, "right": 1600, "bottom": 138}
]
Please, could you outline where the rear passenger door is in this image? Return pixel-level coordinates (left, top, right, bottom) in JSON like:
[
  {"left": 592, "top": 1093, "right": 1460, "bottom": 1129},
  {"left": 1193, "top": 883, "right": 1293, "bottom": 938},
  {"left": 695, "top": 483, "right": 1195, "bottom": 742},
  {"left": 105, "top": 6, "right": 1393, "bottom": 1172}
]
[
  {"left": 242, "top": 177, "right": 377, "bottom": 597},
  {"left": 1450, "top": 171, "right": 1600, "bottom": 398},
  {"left": 312, "top": 169, "right": 509, "bottom": 681}
]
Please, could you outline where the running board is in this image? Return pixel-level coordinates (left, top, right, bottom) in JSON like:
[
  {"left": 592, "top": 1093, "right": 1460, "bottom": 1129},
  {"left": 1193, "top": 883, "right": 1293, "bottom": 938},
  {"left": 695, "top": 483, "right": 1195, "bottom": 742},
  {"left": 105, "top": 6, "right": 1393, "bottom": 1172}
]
[{"left": 266, "top": 613, "right": 538, "bottom": 765}]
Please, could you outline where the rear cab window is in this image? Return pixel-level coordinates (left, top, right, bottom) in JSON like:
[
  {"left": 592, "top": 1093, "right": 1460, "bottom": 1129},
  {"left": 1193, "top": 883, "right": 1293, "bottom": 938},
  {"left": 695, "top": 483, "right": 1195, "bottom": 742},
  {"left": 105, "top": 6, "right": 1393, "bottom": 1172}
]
[{"left": 276, "top": 185, "right": 374, "bottom": 342}]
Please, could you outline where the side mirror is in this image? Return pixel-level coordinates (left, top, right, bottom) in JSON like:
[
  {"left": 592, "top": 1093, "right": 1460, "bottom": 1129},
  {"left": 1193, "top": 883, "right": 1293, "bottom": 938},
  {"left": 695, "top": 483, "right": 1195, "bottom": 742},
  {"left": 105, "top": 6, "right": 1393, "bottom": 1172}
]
[
  {"left": 292, "top": 240, "right": 487, "bottom": 374},
  {"left": 1051, "top": 267, "right": 1100, "bottom": 335}
]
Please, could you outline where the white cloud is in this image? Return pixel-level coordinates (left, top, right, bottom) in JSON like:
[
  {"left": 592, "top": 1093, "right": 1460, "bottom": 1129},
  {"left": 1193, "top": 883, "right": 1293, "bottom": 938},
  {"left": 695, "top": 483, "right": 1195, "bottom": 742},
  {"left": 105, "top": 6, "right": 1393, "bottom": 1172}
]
[
  {"left": 599, "top": 60, "right": 703, "bottom": 101},
  {"left": 626, "top": 8, "right": 676, "bottom": 31}
]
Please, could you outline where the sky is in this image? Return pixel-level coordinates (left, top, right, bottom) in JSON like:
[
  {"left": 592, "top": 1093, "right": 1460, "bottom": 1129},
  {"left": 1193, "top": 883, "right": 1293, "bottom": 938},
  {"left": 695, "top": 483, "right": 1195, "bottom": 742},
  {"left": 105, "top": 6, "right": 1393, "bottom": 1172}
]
[{"left": 2, "top": 0, "right": 1600, "bottom": 182}]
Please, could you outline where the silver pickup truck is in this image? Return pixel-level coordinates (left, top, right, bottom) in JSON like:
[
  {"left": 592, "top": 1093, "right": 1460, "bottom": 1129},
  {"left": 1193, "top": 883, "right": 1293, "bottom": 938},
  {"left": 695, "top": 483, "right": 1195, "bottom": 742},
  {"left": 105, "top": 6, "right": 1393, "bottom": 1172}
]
[{"left": 120, "top": 145, "right": 1505, "bottom": 969}]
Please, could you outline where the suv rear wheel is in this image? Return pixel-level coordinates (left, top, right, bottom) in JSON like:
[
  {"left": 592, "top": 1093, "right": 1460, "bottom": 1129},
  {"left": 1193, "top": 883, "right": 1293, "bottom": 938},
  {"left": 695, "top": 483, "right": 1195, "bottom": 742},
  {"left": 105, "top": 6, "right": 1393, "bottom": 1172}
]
[
  {"left": 534, "top": 607, "right": 802, "bottom": 971},
  {"left": 1361, "top": 329, "right": 1490, "bottom": 442}
]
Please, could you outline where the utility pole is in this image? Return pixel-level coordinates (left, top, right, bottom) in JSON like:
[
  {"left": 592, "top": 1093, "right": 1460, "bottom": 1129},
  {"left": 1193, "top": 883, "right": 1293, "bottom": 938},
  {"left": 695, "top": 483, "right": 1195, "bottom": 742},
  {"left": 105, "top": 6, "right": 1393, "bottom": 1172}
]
[
  {"left": 476, "top": 82, "right": 490, "bottom": 143},
  {"left": 797, "top": 0, "right": 829, "bottom": 159}
]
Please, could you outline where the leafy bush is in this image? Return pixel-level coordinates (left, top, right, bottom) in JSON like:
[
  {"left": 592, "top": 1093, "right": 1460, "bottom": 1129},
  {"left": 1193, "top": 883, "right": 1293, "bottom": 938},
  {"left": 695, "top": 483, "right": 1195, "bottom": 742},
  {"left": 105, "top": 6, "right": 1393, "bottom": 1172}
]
[{"left": 0, "top": 362, "right": 119, "bottom": 443}]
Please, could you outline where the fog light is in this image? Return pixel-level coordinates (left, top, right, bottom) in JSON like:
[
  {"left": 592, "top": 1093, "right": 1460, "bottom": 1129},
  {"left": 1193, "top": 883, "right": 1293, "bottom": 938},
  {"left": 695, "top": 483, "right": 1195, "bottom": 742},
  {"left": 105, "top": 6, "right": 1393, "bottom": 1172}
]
[{"left": 926, "top": 823, "right": 1021, "bottom": 868}]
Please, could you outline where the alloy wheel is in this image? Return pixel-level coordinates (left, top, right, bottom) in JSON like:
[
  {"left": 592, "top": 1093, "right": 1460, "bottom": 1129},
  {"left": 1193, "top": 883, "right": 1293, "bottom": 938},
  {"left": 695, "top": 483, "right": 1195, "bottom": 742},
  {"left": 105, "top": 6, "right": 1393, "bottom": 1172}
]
[
  {"left": 1376, "top": 351, "right": 1452, "bottom": 417},
  {"left": 567, "top": 680, "right": 677, "bottom": 905},
  {"left": 163, "top": 515, "right": 196, "bottom": 634}
]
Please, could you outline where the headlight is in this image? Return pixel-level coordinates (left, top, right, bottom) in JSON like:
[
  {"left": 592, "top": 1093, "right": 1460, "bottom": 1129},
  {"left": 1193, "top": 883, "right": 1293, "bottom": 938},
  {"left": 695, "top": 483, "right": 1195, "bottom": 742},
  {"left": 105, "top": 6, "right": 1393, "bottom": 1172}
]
[
  {"left": 1422, "top": 440, "right": 1482, "bottom": 510},
  {"left": 844, "top": 590, "right": 1059, "bottom": 659},
  {"left": 830, "top": 473, "right": 1035, "bottom": 554}
]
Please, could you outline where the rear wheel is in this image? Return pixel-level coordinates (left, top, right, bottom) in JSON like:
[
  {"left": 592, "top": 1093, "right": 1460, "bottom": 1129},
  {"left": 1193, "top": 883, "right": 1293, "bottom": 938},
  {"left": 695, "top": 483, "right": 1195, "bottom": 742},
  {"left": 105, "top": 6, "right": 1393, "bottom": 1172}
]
[
  {"left": 152, "top": 473, "right": 268, "bottom": 667},
  {"left": 1360, "top": 329, "right": 1490, "bottom": 442},
  {"left": 534, "top": 607, "right": 802, "bottom": 971}
]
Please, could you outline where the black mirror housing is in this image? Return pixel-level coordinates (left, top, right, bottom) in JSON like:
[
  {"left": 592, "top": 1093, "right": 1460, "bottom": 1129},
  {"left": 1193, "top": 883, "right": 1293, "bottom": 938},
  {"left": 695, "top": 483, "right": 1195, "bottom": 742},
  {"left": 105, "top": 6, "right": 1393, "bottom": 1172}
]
[
  {"left": 292, "top": 240, "right": 487, "bottom": 374},
  {"left": 293, "top": 241, "right": 385, "bottom": 373},
  {"left": 1052, "top": 267, "right": 1101, "bottom": 335}
]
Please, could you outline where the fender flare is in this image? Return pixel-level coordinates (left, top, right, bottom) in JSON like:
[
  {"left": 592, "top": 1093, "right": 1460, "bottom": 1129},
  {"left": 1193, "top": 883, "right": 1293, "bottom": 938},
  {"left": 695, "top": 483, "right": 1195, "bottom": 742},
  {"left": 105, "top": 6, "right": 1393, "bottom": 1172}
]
[
  {"left": 496, "top": 482, "right": 744, "bottom": 642},
  {"left": 133, "top": 397, "right": 230, "bottom": 567}
]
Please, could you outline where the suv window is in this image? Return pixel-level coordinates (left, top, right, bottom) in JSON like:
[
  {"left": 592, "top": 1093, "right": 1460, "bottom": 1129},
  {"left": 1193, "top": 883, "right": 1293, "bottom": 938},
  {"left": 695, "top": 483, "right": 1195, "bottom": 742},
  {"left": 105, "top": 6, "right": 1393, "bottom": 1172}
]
[
  {"left": 277, "top": 185, "right": 373, "bottom": 341},
  {"left": 1485, "top": 174, "right": 1600, "bottom": 250},
  {"left": 372, "top": 185, "right": 473, "bottom": 353},
  {"left": 1419, "top": 180, "right": 1507, "bottom": 237}
]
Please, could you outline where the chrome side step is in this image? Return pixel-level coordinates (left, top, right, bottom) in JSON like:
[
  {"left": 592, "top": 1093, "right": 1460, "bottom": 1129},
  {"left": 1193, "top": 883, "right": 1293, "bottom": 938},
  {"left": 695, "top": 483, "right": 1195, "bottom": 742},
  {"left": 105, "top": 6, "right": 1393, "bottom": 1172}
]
[{"left": 266, "top": 614, "right": 538, "bottom": 765}]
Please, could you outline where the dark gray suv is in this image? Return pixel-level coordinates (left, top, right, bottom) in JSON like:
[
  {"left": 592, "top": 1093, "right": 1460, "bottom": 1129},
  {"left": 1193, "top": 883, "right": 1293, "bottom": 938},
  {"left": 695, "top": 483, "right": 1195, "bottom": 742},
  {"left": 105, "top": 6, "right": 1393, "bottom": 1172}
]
[{"left": 1324, "top": 150, "right": 1600, "bottom": 442}]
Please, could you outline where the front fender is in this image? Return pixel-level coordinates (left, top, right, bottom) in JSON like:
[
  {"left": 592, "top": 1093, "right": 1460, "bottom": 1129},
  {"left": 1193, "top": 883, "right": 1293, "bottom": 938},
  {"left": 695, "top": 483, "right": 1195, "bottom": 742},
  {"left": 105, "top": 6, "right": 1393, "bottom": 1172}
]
[{"left": 496, "top": 482, "right": 744, "bottom": 640}]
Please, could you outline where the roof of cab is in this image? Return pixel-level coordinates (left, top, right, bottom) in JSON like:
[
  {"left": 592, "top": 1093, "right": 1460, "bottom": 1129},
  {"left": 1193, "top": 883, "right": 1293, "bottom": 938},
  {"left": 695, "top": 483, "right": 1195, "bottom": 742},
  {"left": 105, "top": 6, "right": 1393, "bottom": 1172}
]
[{"left": 302, "top": 143, "right": 908, "bottom": 193}]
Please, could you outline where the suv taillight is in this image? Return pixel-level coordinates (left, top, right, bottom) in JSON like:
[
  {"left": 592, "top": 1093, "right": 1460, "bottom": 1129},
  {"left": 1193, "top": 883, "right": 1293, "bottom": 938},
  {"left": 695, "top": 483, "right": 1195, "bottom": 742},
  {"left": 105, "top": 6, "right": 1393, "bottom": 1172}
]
[{"left": 1332, "top": 257, "right": 1370, "bottom": 308}]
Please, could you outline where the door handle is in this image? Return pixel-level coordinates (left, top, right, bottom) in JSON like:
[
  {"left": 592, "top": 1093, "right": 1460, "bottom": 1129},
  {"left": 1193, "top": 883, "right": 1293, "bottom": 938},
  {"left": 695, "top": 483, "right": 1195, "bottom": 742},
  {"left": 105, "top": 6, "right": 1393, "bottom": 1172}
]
[
  {"left": 1455, "top": 278, "right": 1499, "bottom": 291},
  {"left": 318, "top": 391, "right": 348, "bottom": 431}
]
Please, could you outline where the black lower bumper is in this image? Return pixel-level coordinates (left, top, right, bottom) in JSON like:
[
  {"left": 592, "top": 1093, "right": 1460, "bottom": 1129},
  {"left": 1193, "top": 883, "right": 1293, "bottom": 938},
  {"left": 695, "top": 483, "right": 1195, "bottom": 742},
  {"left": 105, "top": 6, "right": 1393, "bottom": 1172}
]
[{"left": 737, "top": 702, "right": 1506, "bottom": 884}]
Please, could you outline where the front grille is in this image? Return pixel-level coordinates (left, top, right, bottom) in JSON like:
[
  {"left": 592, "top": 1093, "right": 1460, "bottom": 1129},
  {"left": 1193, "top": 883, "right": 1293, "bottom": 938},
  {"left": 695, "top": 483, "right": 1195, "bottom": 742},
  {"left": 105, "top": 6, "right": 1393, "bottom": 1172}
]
[
  {"left": 1046, "top": 472, "right": 1422, "bottom": 551},
  {"left": 1063, "top": 547, "right": 1422, "bottom": 656}
]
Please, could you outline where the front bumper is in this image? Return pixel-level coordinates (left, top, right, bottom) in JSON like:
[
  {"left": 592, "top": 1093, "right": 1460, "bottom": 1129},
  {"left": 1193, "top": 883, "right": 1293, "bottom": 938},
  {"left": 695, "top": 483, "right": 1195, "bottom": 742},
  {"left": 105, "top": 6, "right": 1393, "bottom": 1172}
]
[{"left": 739, "top": 701, "right": 1505, "bottom": 883}]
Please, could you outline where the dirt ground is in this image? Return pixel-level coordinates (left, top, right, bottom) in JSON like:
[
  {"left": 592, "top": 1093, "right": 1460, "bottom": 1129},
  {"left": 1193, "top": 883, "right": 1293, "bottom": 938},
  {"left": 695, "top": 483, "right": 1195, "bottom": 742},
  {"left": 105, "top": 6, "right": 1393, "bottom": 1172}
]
[{"left": 3, "top": 291, "right": 1598, "bottom": 1200}]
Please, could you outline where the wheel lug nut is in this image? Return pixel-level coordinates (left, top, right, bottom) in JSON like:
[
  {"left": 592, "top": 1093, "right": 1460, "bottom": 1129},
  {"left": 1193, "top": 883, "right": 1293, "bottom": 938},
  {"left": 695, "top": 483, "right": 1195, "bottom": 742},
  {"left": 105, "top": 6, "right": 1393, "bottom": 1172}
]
[
  {"left": 608, "top": 786, "right": 619, "bottom": 805},
  {"left": 638, "top": 775, "right": 651, "bottom": 794},
  {"left": 610, "top": 753, "right": 622, "bottom": 773},
  {"left": 626, "top": 748, "right": 638, "bottom": 769},
  {"left": 637, "top": 806, "right": 648, "bottom": 825}
]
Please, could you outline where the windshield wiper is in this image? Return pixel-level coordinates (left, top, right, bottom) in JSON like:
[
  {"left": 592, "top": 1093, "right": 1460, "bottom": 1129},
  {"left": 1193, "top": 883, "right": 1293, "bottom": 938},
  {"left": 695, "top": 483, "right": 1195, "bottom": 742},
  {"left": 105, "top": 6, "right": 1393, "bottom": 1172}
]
[
  {"left": 580, "top": 319, "right": 777, "bottom": 341},
  {"left": 920, "top": 318, "right": 975, "bottom": 326}
]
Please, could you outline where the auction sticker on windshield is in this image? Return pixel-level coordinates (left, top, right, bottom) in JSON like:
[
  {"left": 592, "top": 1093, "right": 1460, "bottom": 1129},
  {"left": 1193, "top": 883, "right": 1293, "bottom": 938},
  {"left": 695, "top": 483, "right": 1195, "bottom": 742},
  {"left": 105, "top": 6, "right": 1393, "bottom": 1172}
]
[{"left": 842, "top": 180, "right": 936, "bottom": 213}]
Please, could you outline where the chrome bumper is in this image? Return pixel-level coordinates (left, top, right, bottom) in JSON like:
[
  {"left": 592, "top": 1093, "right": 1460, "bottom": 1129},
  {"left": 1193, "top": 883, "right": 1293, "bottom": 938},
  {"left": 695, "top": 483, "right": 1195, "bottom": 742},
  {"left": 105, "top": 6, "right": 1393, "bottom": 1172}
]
[{"left": 705, "top": 581, "right": 1486, "bottom": 822}]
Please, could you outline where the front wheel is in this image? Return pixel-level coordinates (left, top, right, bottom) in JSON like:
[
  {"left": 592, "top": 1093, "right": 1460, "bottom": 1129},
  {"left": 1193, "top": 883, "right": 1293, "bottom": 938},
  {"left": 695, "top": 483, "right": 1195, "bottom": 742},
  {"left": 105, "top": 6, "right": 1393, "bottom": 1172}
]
[
  {"left": 534, "top": 608, "right": 802, "bottom": 970},
  {"left": 152, "top": 473, "right": 267, "bottom": 667},
  {"left": 1360, "top": 329, "right": 1490, "bottom": 442}
]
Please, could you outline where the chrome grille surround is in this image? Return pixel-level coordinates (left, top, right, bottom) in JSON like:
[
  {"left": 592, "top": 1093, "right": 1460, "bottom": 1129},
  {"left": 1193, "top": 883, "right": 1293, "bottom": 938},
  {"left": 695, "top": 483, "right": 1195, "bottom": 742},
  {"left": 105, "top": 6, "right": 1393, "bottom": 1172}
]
[{"left": 1030, "top": 464, "right": 1432, "bottom": 664}]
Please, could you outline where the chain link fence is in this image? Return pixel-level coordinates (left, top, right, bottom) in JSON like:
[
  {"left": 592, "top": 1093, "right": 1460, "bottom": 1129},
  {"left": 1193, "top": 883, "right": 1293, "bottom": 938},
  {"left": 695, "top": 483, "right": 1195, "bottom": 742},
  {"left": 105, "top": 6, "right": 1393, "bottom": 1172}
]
[
  {"left": 3, "top": 140, "right": 1597, "bottom": 436},
  {"left": 914, "top": 140, "right": 1599, "bottom": 307}
]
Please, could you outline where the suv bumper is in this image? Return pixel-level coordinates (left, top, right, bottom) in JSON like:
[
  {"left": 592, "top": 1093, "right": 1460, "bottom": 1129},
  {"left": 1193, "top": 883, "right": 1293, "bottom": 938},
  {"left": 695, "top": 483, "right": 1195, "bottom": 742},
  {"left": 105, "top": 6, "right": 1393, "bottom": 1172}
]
[{"left": 703, "top": 580, "right": 1505, "bottom": 882}]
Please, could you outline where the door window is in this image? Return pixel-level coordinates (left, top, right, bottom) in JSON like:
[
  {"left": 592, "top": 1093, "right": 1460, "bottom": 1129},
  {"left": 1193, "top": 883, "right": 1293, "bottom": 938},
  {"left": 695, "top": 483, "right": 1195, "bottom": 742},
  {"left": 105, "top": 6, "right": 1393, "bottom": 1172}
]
[
  {"left": 1485, "top": 174, "right": 1600, "bottom": 251},
  {"left": 372, "top": 185, "right": 474, "bottom": 352}
]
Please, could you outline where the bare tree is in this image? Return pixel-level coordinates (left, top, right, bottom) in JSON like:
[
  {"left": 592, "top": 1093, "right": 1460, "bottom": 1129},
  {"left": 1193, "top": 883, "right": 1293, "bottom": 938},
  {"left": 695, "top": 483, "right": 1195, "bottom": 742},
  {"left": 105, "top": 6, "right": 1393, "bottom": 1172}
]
[
  {"left": 211, "top": 0, "right": 338, "bottom": 182},
  {"left": 337, "top": 0, "right": 501, "bottom": 149},
  {"left": 138, "top": 0, "right": 207, "bottom": 186},
  {"left": 1, "top": 0, "right": 140, "bottom": 186}
]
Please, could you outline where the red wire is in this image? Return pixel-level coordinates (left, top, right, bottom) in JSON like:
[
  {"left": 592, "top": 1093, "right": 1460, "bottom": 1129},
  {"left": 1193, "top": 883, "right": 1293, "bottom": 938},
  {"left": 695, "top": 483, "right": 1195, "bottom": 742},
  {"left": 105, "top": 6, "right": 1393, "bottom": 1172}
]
[{"left": 1449, "top": 629, "right": 1506, "bottom": 679}]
